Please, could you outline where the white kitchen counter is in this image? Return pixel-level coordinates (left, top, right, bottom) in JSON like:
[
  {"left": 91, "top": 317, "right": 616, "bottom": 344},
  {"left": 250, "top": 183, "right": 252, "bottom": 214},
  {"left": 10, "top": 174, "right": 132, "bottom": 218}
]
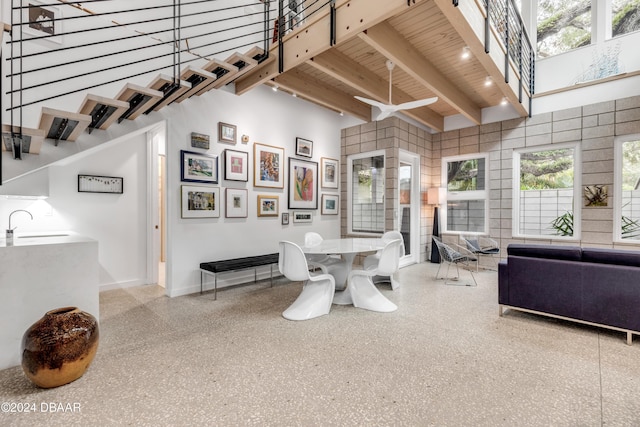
[{"left": 0, "top": 232, "right": 99, "bottom": 370}]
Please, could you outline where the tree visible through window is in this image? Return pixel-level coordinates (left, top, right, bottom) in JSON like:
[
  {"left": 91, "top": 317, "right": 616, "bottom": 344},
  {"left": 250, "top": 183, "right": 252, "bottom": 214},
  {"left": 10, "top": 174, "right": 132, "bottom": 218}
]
[
  {"left": 515, "top": 146, "right": 577, "bottom": 237},
  {"left": 443, "top": 155, "right": 488, "bottom": 234},
  {"left": 537, "top": 0, "right": 640, "bottom": 58},
  {"left": 620, "top": 139, "right": 640, "bottom": 239}
]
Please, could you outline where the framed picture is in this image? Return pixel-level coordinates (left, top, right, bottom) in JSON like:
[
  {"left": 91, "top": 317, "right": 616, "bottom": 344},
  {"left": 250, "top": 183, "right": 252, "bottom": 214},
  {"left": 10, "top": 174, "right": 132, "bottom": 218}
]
[
  {"left": 281, "top": 212, "right": 289, "bottom": 225},
  {"left": 218, "top": 122, "right": 237, "bottom": 144},
  {"left": 254, "top": 143, "right": 285, "bottom": 188},
  {"left": 295, "top": 137, "right": 313, "bottom": 158},
  {"left": 293, "top": 211, "right": 313, "bottom": 223},
  {"left": 23, "top": 1, "right": 63, "bottom": 44},
  {"left": 257, "top": 195, "right": 279, "bottom": 217},
  {"left": 321, "top": 194, "right": 339, "bottom": 215},
  {"left": 225, "top": 188, "right": 248, "bottom": 218},
  {"left": 190, "top": 132, "right": 210, "bottom": 150},
  {"left": 321, "top": 157, "right": 339, "bottom": 188},
  {"left": 288, "top": 158, "right": 318, "bottom": 209},
  {"left": 78, "top": 174, "right": 123, "bottom": 194},
  {"left": 181, "top": 150, "right": 218, "bottom": 183},
  {"left": 181, "top": 185, "right": 220, "bottom": 218},
  {"left": 224, "top": 149, "right": 248, "bottom": 182}
]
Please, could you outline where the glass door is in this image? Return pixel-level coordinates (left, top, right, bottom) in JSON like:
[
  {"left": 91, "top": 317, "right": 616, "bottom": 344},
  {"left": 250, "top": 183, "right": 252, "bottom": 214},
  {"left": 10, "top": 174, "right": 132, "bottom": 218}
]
[{"left": 398, "top": 150, "right": 420, "bottom": 267}]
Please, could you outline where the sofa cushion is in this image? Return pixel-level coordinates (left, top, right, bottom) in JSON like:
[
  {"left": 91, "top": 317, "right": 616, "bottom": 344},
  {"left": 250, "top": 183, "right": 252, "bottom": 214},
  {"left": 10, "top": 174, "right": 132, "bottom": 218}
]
[
  {"left": 581, "top": 247, "right": 640, "bottom": 267},
  {"left": 507, "top": 244, "right": 582, "bottom": 262}
]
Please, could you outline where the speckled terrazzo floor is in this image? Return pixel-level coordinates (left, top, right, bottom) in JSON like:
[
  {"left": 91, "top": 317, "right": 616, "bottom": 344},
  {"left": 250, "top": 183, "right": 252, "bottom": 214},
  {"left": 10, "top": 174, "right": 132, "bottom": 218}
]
[{"left": 2, "top": 262, "right": 640, "bottom": 426}]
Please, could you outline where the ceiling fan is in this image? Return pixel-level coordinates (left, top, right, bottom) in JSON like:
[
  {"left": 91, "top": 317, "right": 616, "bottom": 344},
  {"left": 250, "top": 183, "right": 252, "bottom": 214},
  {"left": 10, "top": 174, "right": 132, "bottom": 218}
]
[{"left": 355, "top": 60, "right": 438, "bottom": 121}]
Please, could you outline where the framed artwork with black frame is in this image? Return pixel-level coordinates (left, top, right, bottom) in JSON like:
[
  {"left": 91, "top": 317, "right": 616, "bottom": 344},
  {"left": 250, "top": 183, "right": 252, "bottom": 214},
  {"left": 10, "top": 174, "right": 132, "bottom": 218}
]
[
  {"left": 224, "top": 149, "right": 248, "bottom": 182},
  {"left": 78, "top": 174, "right": 123, "bottom": 194},
  {"left": 181, "top": 150, "right": 218, "bottom": 184},
  {"left": 295, "top": 137, "right": 313, "bottom": 158},
  {"left": 288, "top": 158, "right": 318, "bottom": 209}
]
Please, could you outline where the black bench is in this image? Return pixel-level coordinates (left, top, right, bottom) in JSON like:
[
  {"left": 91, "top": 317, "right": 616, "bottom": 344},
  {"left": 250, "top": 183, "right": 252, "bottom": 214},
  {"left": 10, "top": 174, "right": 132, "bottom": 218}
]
[{"left": 199, "top": 253, "right": 279, "bottom": 300}]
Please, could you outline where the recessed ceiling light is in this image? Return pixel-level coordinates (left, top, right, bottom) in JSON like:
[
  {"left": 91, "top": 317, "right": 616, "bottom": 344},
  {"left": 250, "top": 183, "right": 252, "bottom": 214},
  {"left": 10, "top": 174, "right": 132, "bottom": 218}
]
[
  {"left": 461, "top": 46, "right": 471, "bottom": 59},
  {"left": 484, "top": 76, "right": 492, "bottom": 87},
  {"left": 272, "top": 85, "right": 278, "bottom": 92},
  {"left": 292, "top": 92, "right": 297, "bottom": 97},
  {"left": 501, "top": 97, "right": 508, "bottom": 106}
]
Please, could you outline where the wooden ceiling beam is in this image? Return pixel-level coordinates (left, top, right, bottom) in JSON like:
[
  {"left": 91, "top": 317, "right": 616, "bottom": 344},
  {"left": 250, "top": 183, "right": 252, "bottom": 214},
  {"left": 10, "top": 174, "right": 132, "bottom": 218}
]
[
  {"left": 359, "top": 21, "right": 482, "bottom": 124},
  {"left": 235, "top": 0, "right": 426, "bottom": 95},
  {"left": 307, "top": 50, "right": 444, "bottom": 131},
  {"left": 273, "top": 69, "right": 371, "bottom": 122}
]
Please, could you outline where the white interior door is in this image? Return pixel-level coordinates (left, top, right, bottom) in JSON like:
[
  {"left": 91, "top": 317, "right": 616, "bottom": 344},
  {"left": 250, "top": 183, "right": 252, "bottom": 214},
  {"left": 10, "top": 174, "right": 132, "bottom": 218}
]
[{"left": 398, "top": 150, "right": 420, "bottom": 267}]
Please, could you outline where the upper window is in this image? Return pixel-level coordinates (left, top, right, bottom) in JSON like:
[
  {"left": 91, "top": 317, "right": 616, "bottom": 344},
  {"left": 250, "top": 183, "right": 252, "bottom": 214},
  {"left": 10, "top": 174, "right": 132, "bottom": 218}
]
[
  {"left": 537, "top": 0, "right": 591, "bottom": 58},
  {"left": 513, "top": 143, "right": 581, "bottom": 238},
  {"left": 442, "top": 154, "right": 488, "bottom": 234},
  {"left": 614, "top": 135, "right": 640, "bottom": 242},
  {"left": 612, "top": 0, "right": 640, "bottom": 38},
  {"left": 347, "top": 151, "right": 385, "bottom": 235},
  {"left": 537, "top": 0, "right": 640, "bottom": 58}
]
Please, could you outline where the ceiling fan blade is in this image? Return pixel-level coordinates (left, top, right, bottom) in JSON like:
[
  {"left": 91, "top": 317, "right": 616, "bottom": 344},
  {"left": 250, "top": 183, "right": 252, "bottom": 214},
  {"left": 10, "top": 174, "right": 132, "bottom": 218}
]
[
  {"left": 354, "top": 96, "right": 388, "bottom": 109},
  {"left": 394, "top": 97, "right": 438, "bottom": 111}
]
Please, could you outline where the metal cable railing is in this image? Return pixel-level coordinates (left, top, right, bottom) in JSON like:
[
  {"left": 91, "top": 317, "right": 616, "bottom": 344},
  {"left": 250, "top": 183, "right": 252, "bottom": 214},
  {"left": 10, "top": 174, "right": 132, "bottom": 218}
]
[
  {"left": 5, "top": 0, "right": 276, "bottom": 114},
  {"left": 481, "top": 0, "right": 535, "bottom": 111}
]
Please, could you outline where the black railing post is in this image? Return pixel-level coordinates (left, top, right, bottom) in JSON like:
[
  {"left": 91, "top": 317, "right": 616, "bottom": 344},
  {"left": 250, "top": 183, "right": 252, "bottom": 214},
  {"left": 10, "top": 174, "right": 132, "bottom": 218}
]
[
  {"left": 330, "top": 0, "right": 336, "bottom": 46},
  {"left": 263, "top": 0, "right": 271, "bottom": 59},
  {"left": 484, "top": 0, "right": 490, "bottom": 53},
  {"left": 504, "top": 0, "right": 509, "bottom": 84},
  {"left": 278, "top": 0, "right": 284, "bottom": 73},
  {"left": 518, "top": 22, "right": 523, "bottom": 103}
]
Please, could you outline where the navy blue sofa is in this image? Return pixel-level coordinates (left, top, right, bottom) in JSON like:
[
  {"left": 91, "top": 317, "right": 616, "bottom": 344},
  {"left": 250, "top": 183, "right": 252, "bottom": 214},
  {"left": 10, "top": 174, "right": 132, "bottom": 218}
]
[{"left": 498, "top": 244, "right": 640, "bottom": 344}]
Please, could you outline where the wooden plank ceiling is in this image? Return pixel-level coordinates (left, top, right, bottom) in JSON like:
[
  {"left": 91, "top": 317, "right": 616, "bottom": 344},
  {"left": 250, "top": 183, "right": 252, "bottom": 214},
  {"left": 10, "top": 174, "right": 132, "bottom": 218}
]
[{"left": 235, "top": 0, "right": 519, "bottom": 132}]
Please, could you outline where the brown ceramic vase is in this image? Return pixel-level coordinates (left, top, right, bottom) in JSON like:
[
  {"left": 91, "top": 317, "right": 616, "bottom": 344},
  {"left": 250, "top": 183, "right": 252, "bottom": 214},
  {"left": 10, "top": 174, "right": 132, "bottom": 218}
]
[{"left": 21, "top": 307, "right": 99, "bottom": 388}]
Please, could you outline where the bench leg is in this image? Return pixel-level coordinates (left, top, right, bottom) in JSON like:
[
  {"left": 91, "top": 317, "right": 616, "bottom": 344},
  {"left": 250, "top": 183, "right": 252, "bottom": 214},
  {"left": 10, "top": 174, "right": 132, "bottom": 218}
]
[{"left": 627, "top": 331, "right": 633, "bottom": 345}]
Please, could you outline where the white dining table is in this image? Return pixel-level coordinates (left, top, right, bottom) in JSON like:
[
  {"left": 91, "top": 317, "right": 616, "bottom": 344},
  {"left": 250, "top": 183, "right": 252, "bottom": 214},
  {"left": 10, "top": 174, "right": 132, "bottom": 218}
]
[{"left": 300, "top": 237, "right": 390, "bottom": 307}]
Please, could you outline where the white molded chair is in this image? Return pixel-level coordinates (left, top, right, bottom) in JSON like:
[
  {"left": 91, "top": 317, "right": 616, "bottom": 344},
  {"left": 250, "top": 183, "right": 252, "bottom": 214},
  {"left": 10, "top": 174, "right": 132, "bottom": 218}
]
[
  {"left": 363, "top": 230, "right": 405, "bottom": 290},
  {"left": 432, "top": 236, "right": 477, "bottom": 286},
  {"left": 279, "top": 241, "right": 336, "bottom": 321},
  {"left": 347, "top": 239, "right": 401, "bottom": 313},
  {"left": 303, "top": 232, "right": 349, "bottom": 290}
]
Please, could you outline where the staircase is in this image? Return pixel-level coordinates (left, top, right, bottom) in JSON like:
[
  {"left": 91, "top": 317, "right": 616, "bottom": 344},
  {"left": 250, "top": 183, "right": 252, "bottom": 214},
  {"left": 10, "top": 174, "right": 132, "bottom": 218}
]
[{"left": 1, "top": 1, "right": 274, "bottom": 182}]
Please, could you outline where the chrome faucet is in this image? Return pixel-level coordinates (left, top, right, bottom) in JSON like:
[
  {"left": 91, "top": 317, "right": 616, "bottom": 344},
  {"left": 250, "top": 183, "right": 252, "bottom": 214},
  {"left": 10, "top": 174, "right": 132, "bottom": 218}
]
[{"left": 6, "top": 209, "right": 34, "bottom": 240}]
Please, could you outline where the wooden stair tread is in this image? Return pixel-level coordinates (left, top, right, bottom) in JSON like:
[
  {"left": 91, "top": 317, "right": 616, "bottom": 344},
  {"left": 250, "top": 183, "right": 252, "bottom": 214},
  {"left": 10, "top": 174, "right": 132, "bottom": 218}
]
[
  {"left": 193, "top": 59, "right": 241, "bottom": 97},
  {"left": 2, "top": 124, "right": 45, "bottom": 155},
  {"left": 78, "top": 94, "right": 129, "bottom": 132},
  {"left": 211, "top": 51, "right": 259, "bottom": 89},
  {"left": 145, "top": 74, "right": 192, "bottom": 113},
  {"left": 173, "top": 67, "right": 218, "bottom": 103},
  {"left": 39, "top": 107, "right": 92, "bottom": 142},
  {"left": 115, "top": 83, "right": 163, "bottom": 122}
]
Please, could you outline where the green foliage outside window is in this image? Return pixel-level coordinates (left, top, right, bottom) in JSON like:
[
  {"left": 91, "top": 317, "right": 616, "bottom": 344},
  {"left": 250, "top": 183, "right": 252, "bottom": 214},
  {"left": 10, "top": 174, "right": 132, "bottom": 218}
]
[{"left": 520, "top": 148, "right": 574, "bottom": 190}]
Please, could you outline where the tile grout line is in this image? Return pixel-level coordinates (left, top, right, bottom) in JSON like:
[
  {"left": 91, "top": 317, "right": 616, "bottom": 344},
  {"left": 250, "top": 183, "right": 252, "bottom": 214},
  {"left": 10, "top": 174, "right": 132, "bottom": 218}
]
[{"left": 598, "top": 333, "right": 604, "bottom": 427}]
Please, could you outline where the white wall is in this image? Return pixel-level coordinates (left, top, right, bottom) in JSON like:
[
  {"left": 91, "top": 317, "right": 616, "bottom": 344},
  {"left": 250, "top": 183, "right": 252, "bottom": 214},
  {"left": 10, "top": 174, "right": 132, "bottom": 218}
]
[{"left": 1, "top": 83, "right": 361, "bottom": 296}]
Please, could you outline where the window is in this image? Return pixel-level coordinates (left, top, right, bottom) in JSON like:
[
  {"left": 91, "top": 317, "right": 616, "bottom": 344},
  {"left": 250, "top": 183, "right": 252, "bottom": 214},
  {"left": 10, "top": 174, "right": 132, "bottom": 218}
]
[
  {"left": 513, "top": 143, "right": 580, "bottom": 238},
  {"left": 614, "top": 135, "right": 640, "bottom": 241},
  {"left": 537, "top": 0, "right": 591, "bottom": 58},
  {"left": 347, "top": 151, "right": 385, "bottom": 235},
  {"left": 612, "top": 0, "right": 640, "bottom": 38},
  {"left": 442, "top": 154, "right": 488, "bottom": 234}
]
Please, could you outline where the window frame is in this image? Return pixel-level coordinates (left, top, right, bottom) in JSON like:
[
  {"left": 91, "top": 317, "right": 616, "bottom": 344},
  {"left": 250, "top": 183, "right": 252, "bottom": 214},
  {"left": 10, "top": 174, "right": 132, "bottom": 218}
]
[
  {"left": 441, "top": 152, "right": 489, "bottom": 235},
  {"left": 613, "top": 133, "right": 640, "bottom": 243},
  {"left": 512, "top": 142, "right": 582, "bottom": 240},
  {"left": 346, "top": 150, "right": 386, "bottom": 236}
]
